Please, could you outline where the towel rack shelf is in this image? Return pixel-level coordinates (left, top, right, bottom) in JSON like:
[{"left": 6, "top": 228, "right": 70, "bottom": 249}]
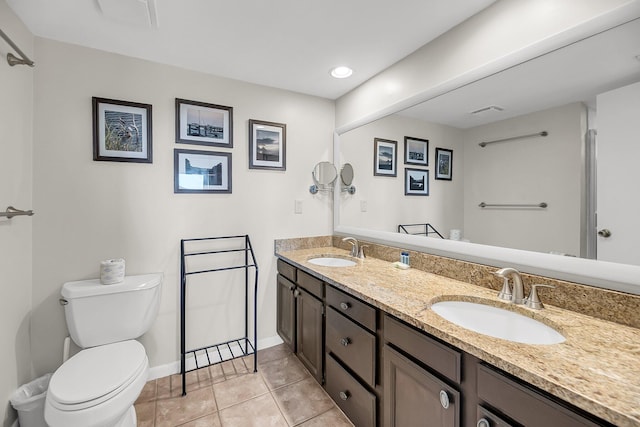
[
  {"left": 1, "top": 206, "right": 34, "bottom": 218},
  {"left": 180, "top": 235, "right": 259, "bottom": 396}
]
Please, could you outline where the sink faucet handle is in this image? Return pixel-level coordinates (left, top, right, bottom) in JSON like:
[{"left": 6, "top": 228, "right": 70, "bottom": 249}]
[
  {"left": 358, "top": 245, "right": 368, "bottom": 259},
  {"left": 497, "top": 277, "right": 512, "bottom": 301},
  {"left": 525, "top": 284, "right": 555, "bottom": 310}
]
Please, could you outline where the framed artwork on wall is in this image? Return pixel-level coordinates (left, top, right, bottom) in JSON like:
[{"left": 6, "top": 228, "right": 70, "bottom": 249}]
[
  {"left": 248, "top": 119, "right": 287, "bottom": 171},
  {"left": 92, "top": 97, "right": 152, "bottom": 163},
  {"left": 175, "top": 98, "right": 233, "bottom": 148},
  {"left": 405, "top": 168, "right": 429, "bottom": 196},
  {"left": 404, "top": 136, "right": 429, "bottom": 166},
  {"left": 435, "top": 148, "right": 453, "bottom": 180},
  {"left": 174, "top": 149, "right": 232, "bottom": 193},
  {"left": 374, "top": 138, "right": 397, "bottom": 177}
]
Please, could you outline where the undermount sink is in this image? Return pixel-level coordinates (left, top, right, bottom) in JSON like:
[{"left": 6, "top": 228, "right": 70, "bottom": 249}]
[
  {"left": 308, "top": 257, "right": 357, "bottom": 267},
  {"left": 431, "top": 300, "right": 565, "bottom": 345}
]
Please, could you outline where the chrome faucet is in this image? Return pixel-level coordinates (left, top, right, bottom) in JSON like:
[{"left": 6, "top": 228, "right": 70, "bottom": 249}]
[
  {"left": 342, "top": 237, "right": 360, "bottom": 258},
  {"left": 494, "top": 267, "right": 525, "bottom": 304}
]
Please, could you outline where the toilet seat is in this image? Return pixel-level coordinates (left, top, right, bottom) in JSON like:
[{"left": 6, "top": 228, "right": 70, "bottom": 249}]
[{"left": 48, "top": 340, "right": 147, "bottom": 411}]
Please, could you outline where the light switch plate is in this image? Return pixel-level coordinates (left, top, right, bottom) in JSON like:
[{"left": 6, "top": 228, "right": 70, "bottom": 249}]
[
  {"left": 295, "top": 200, "right": 303, "bottom": 214},
  {"left": 361, "top": 200, "right": 367, "bottom": 212}
]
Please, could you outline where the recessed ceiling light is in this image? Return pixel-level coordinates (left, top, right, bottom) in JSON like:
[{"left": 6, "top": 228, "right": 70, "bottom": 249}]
[{"left": 331, "top": 66, "right": 353, "bottom": 79}]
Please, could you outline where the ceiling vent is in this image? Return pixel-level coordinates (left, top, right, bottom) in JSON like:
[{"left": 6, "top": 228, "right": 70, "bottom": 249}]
[
  {"left": 97, "top": 0, "right": 159, "bottom": 28},
  {"left": 470, "top": 105, "right": 504, "bottom": 115}
]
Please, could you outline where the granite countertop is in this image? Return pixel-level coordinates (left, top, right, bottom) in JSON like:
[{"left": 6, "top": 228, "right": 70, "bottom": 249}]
[{"left": 277, "top": 246, "right": 640, "bottom": 427}]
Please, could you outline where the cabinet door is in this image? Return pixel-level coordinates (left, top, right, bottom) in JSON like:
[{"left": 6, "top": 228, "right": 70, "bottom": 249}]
[
  {"left": 384, "top": 346, "right": 460, "bottom": 427},
  {"left": 296, "top": 288, "right": 324, "bottom": 383},
  {"left": 276, "top": 274, "right": 296, "bottom": 352}
]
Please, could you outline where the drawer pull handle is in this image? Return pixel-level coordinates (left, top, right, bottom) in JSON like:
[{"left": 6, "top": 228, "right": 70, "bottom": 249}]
[
  {"left": 293, "top": 289, "right": 301, "bottom": 297},
  {"left": 439, "top": 390, "right": 450, "bottom": 409},
  {"left": 339, "top": 391, "right": 350, "bottom": 401},
  {"left": 340, "top": 302, "right": 351, "bottom": 310},
  {"left": 340, "top": 337, "right": 351, "bottom": 347},
  {"left": 477, "top": 418, "right": 490, "bottom": 427}
]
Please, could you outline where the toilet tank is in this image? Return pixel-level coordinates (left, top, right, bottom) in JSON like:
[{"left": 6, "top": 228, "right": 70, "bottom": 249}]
[{"left": 61, "top": 273, "right": 163, "bottom": 348}]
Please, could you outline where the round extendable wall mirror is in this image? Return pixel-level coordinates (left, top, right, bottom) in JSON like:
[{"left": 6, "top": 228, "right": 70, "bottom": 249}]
[{"left": 309, "top": 161, "right": 338, "bottom": 194}]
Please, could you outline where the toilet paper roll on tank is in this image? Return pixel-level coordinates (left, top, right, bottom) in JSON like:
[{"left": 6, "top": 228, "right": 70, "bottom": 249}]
[{"left": 100, "top": 258, "right": 125, "bottom": 285}]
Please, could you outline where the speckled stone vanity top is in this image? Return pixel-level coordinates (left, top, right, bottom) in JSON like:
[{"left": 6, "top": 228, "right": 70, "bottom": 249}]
[{"left": 276, "top": 246, "right": 640, "bottom": 427}]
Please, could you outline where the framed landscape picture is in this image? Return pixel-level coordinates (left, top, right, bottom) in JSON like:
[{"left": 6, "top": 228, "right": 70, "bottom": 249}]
[
  {"left": 249, "top": 119, "right": 286, "bottom": 171},
  {"left": 174, "top": 149, "right": 232, "bottom": 193},
  {"left": 92, "top": 97, "right": 152, "bottom": 163},
  {"left": 435, "top": 147, "right": 453, "bottom": 180},
  {"left": 374, "top": 138, "right": 397, "bottom": 177},
  {"left": 405, "top": 168, "right": 429, "bottom": 196},
  {"left": 404, "top": 136, "right": 428, "bottom": 166},
  {"left": 175, "top": 98, "right": 233, "bottom": 148}
]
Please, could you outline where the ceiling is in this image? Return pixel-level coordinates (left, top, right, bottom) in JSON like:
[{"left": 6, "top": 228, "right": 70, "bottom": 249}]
[
  {"left": 6, "top": 0, "right": 496, "bottom": 100},
  {"left": 399, "top": 18, "right": 640, "bottom": 128}
]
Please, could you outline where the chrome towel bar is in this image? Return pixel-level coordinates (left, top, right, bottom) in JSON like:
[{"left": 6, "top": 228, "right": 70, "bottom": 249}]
[
  {"left": 479, "top": 202, "right": 548, "bottom": 208},
  {"left": 1, "top": 206, "right": 34, "bottom": 218},
  {"left": 0, "top": 27, "right": 34, "bottom": 67},
  {"left": 479, "top": 131, "right": 547, "bottom": 148}
]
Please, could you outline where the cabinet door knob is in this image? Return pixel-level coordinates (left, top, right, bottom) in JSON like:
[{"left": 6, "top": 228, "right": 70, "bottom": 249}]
[
  {"left": 340, "top": 337, "right": 351, "bottom": 347},
  {"left": 293, "top": 289, "right": 301, "bottom": 297},
  {"left": 439, "top": 390, "right": 450, "bottom": 409},
  {"left": 339, "top": 391, "right": 350, "bottom": 401},
  {"left": 340, "top": 302, "right": 351, "bottom": 310},
  {"left": 476, "top": 418, "right": 490, "bottom": 427}
]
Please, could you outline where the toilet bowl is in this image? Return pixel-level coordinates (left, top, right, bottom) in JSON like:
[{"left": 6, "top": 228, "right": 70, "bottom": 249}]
[
  {"left": 45, "top": 340, "right": 148, "bottom": 427},
  {"left": 44, "top": 273, "right": 162, "bottom": 427}
]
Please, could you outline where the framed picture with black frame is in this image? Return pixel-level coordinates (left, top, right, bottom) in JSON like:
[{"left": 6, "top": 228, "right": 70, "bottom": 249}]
[
  {"left": 175, "top": 98, "right": 233, "bottom": 148},
  {"left": 435, "top": 147, "right": 453, "bottom": 180},
  {"left": 374, "top": 138, "right": 397, "bottom": 177},
  {"left": 174, "top": 149, "right": 232, "bottom": 193},
  {"left": 404, "top": 136, "right": 428, "bottom": 166},
  {"left": 248, "top": 119, "right": 286, "bottom": 171},
  {"left": 92, "top": 97, "right": 152, "bottom": 163},
  {"left": 405, "top": 168, "right": 429, "bottom": 196}
]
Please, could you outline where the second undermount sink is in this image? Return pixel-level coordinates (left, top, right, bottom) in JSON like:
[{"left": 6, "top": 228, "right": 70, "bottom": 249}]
[
  {"left": 431, "top": 300, "right": 565, "bottom": 345},
  {"left": 308, "top": 257, "right": 357, "bottom": 267}
]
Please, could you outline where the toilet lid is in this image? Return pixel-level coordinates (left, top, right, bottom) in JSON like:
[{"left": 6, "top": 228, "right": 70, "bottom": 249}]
[{"left": 49, "top": 340, "right": 147, "bottom": 409}]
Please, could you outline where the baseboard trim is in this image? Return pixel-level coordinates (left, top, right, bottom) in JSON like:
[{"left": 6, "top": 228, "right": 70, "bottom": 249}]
[{"left": 147, "top": 335, "right": 284, "bottom": 381}]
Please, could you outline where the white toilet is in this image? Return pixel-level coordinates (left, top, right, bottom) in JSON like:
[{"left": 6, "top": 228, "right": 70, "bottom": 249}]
[{"left": 45, "top": 273, "right": 162, "bottom": 427}]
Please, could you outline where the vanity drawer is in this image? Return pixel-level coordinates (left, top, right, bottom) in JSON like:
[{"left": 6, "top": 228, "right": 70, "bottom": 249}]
[
  {"left": 277, "top": 259, "right": 297, "bottom": 283},
  {"left": 384, "top": 314, "right": 461, "bottom": 384},
  {"left": 326, "top": 285, "right": 376, "bottom": 332},
  {"left": 477, "top": 364, "right": 602, "bottom": 427},
  {"left": 297, "top": 270, "right": 323, "bottom": 299},
  {"left": 326, "top": 306, "right": 376, "bottom": 387},
  {"left": 325, "top": 353, "right": 376, "bottom": 427}
]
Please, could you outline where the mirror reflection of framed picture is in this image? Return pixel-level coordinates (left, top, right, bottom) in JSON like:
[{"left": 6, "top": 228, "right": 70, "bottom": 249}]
[
  {"left": 249, "top": 119, "right": 286, "bottom": 171},
  {"left": 435, "top": 147, "right": 453, "bottom": 181},
  {"left": 374, "top": 138, "right": 397, "bottom": 177},
  {"left": 405, "top": 168, "right": 429, "bottom": 196},
  {"left": 175, "top": 98, "right": 233, "bottom": 148},
  {"left": 404, "top": 136, "right": 429, "bottom": 166}
]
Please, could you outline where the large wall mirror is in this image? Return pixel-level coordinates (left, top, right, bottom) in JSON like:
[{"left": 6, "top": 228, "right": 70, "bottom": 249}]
[{"left": 335, "top": 17, "right": 640, "bottom": 294}]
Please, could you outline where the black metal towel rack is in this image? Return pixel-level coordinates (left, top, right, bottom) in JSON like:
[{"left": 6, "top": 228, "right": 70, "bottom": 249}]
[
  {"left": 180, "top": 235, "right": 258, "bottom": 396},
  {"left": 398, "top": 223, "right": 444, "bottom": 238}
]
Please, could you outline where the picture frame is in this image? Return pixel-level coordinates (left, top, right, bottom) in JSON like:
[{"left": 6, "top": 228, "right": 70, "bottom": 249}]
[
  {"left": 435, "top": 147, "right": 453, "bottom": 180},
  {"left": 92, "top": 97, "right": 152, "bottom": 163},
  {"left": 175, "top": 98, "right": 233, "bottom": 148},
  {"left": 405, "top": 168, "right": 430, "bottom": 196},
  {"left": 404, "top": 136, "right": 429, "bottom": 166},
  {"left": 174, "top": 149, "right": 232, "bottom": 193},
  {"left": 374, "top": 138, "right": 397, "bottom": 177},
  {"left": 249, "top": 119, "right": 286, "bottom": 171}
]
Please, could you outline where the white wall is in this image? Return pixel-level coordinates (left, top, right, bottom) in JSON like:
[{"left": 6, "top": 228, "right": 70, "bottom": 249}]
[
  {"left": 339, "top": 114, "right": 464, "bottom": 236},
  {"left": 335, "top": 0, "right": 637, "bottom": 129},
  {"left": 0, "top": 1, "right": 34, "bottom": 425},
  {"left": 462, "top": 103, "right": 586, "bottom": 255},
  {"left": 30, "top": 38, "right": 335, "bottom": 375}
]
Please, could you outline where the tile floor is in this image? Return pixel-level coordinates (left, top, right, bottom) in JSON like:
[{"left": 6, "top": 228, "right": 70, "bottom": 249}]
[{"left": 135, "top": 344, "right": 354, "bottom": 426}]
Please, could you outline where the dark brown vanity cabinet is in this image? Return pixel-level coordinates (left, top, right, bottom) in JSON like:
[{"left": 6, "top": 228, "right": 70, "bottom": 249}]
[{"left": 276, "top": 261, "right": 325, "bottom": 384}]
